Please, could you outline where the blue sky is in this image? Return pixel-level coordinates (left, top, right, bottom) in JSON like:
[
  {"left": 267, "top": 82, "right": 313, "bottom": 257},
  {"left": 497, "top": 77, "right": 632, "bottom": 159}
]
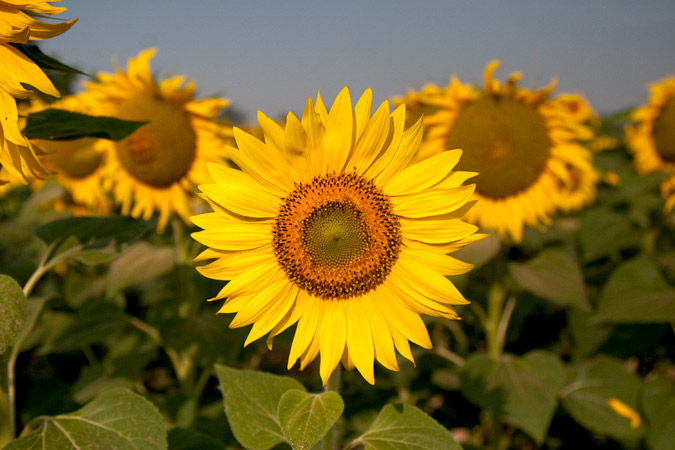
[{"left": 41, "top": 0, "right": 675, "bottom": 122}]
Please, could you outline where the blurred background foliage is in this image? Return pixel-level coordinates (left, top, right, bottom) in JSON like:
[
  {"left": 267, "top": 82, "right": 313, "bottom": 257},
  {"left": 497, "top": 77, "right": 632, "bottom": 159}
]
[{"left": 1, "top": 102, "right": 674, "bottom": 449}]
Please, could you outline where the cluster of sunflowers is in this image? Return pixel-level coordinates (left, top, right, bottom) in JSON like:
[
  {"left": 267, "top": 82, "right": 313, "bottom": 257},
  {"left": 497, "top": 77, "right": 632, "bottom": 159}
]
[{"left": 2, "top": 1, "right": 674, "bottom": 390}]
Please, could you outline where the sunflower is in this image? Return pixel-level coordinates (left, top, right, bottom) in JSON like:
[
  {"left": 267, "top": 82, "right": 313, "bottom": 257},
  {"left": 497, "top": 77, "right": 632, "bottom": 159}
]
[
  {"left": 626, "top": 76, "right": 675, "bottom": 174},
  {"left": 395, "top": 61, "right": 598, "bottom": 242},
  {"left": 29, "top": 93, "right": 111, "bottom": 215},
  {"left": 191, "top": 87, "right": 482, "bottom": 385},
  {"left": 83, "top": 48, "right": 232, "bottom": 232},
  {"left": 662, "top": 174, "right": 675, "bottom": 214},
  {"left": 0, "top": 0, "right": 77, "bottom": 184}
]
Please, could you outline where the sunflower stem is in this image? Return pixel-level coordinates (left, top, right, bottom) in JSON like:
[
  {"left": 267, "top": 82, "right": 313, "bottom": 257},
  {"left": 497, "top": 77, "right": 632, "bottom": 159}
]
[
  {"left": 486, "top": 281, "right": 506, "bottom": 361},
  {"left": 322, "top": 365, "right": 342, "bottom": 450}
]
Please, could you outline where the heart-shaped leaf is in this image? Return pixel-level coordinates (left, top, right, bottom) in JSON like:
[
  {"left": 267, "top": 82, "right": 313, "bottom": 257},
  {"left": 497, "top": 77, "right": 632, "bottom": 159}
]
[{"left": 278, "top": 389, "right": 344, "bottom": 450}]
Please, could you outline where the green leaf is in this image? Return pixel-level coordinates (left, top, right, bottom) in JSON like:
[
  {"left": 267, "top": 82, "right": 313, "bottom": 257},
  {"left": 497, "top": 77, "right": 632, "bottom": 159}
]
[
  {"left": 459, "top": 352, "right": 565, "bottom": 444},
  {"left": 278, "top": 390, "right": 344, "bottom": 450},
  {"left": 642, "top": 377, "right": 675, "bottom": 450},
  {"left": 35, "top": 215, "right": 155, "bottom": 250},
  {"left": 0, "top": 274, "right": 27, "bottom": 354},
  {"left": 560, "top": 356, "right": 643, "bottom": 440},
  {"left": 508, "top": 247, "right": 589, "bottom": 310},
  {"left": 23, "top": 109, "right": 147, "bottom": 141},
  {"left": 5, "top": 388, "right": 167, "bottom": 450},
  {"left": 594, "top": 256, "right": 675, "bottom": 323},
  {"left": 106, "top": 242, "right": 175, "bottom": 295},
  {"left": 579, "top": 207, "right": 641, "bottom": 262},
  {"left": 12, "top": 44, "right": 88, "bottom": 76},
  {"left": 48, "top": 300, "right": 128, "bottom": 353},
  {"left": 567, "top": 308, "right": 614, "bottom": 359},
  {"left": 351, "top": 403, "right": 462, "bottom": 450},
  {"left": 214, "top": 364, "right": 305, "bottom": 450},
  {"left": 73, "top": 244, "right": 119, "bottom": 266}
]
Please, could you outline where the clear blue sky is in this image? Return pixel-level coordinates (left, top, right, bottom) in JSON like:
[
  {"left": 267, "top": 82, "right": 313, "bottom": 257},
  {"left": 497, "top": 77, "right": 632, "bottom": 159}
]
[{"left": 41, "top": 0, "right": 675, "bottom": 122}]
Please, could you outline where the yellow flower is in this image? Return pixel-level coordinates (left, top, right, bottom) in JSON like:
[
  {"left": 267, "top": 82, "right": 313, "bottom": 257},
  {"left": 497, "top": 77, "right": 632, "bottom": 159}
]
[
  {"left": 662, "top": 174, "right": 675, "bottom": 213},
  {"left": 191, "top": 87, "right": 482, "bottom": 385},
  {"left": 626, "top": 75, "right": 675, "bottom": 174},
  {"left": 0, "top": 0, "right": 77, "bottom": 184},
  {"left": 83, "top": 48, "right": 232, "bottom": 232},
  {"left": 29, "top": 94, "right": 111, "bottom": 215},
  {"left": 396, "top": 61, "right": 598, "bottom": 242}
]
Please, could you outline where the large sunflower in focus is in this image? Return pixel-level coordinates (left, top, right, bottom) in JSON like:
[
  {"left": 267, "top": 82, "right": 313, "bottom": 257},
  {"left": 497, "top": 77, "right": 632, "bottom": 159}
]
[
  {"left": 626, "top": 76, "right": 675, "bottom": 174},
  {"left": 0, "top": 0, "right": 76, "bottom": 184},
  {"left": 29, "top": 94, "right": 111, "bottom": 215},
  {"left": 84, "top": 48, "right": 231, "bottom": 232},
  {"left": 396, "top": 61, "right": 598, "bottom": 242},
  {"left": 192, "top": 87, "right": 482, "bottom": 385}
]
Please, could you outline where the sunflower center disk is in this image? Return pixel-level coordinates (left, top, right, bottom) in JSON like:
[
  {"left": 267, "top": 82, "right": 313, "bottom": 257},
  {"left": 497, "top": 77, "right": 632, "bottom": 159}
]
[
  {"left": 42, "top": 138, "right": 102, "bottom": 179},
  {"left": 272, "top": 172, "right": 401, "bottom": 300},
  {"left": 115, "top": 93, "right": 197, "bottom": 188},
  {"left": 653, "top": 98, "right": 675, "bottom": 162},
  {"left": 303, "top": 202, "right": 370, "bottom": 268},
  {"left": 447, "top": 96, "right": 552, "bottom": 198}
]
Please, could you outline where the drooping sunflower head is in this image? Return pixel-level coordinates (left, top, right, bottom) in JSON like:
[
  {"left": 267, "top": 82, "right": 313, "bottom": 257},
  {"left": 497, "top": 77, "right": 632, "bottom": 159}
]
[
  {"left": 192, "top": 87, "right": 483, "bottom": 384},
  {"left": 0, "top": 0, "right": 77, "bottom": 185},
  {"left": 626, "top": 76, "right": 675, "bottom": 174},
  {"left": 396, "top": 60, "right": 598, "bottom": 242},
  {"left": 28, "top": 93, "right": 112, "bottom": 215},
  {"left": 83, "top": 48, "right": 232, "bottom": 232}
]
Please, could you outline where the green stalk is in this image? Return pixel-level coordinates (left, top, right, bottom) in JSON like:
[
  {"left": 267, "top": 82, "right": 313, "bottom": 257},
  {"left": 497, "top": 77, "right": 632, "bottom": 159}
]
[
  {"left": 486, "top": 282, "right": 506, "bottom": 361},
  {"left": 322, "top": 365, "right": 342, "bottom": 450}
]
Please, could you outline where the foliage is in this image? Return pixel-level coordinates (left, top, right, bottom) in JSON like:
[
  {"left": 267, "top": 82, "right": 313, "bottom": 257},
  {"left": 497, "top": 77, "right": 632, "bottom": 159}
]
[{"left": 1, "top": 47, "right": 674, "bottom": 450}]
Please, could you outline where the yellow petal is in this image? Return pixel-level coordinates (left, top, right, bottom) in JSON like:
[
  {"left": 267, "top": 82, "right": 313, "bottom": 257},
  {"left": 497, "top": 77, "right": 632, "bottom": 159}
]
[
  {"left": 392, "top": 184, "right": 475, "bottom": 218},
  {"left": 384, "top": 149, "right": 463, "bottom": 196},
  {"left": 402, "top": 217, "right": 479, "bottom": 245},
  {"left": 352, "top": 100, "right": 391, "bottom": 174},
  {"left": 396, "top": 254, "right": 469, "bottom": 305},
  {"left": 354, "top": 88, "right": 373, "bottom": 141},
  {"left": 244, "top": 282, "right": 297, "bottom": 346},
  {"left": 361, "top": 292, "right": 398, "bottom": 371},
  {"left": 217, "top": 260, "right": 280, "bottom": 299},
  {"left": 288, "top": 291, "right": 321, "bottom": 369},
  {"left": 229, "top": 272, "right": 289, "bottom": 328},
  {"left": 374, "top": 116, "right": 423, "bottom": 186},
  {"left": 345, "top": 298, "right": 375, "bottom": 384},
  {"left": 190, "top": 221, "right": 271, "bottom": 252},
  {"left": 230, "top": 128, "right": 295, "bottom": 194},
  {"left": 196, "top": 247, "right": 273, "bottom": 280},
  {"left": 319, "top": 300, "right": 347, "bottom": 385},
  {"left": 324, "top": 87, "right": 353, "bottom": 172}
]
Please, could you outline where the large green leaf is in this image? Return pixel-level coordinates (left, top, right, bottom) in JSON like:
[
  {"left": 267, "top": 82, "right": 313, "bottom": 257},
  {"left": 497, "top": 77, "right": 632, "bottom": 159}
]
[
  {"left": 459, "top": 351, "right": 566, "bottom": 444},
  {"left": 560, "top": 356, "right": 643, "bottom": 440},
  {"left": 0, "top": 274, "right": 27, "bottom": 354},
  {"left": 350, "top": 403, "right": 462, "bottom": 450},
  {"left": 642, "top": 377, "right": 675, "bottom": 450},
  {"left": 278, "top": 390, "right": 344, "bottom": 450},
  {"left": 5, "top": 388, "right": 167, "bottom": 449},
  {"left": 567, "top": 308, "right": 614, "bottom": 359},
  {"left": 23, "top": 109, "right": 147, "bottom": 141},
  {"left": 508, "top": 247, "right": 589, "bottom": 310},
  {"left": 214, "top": 365, "right": 305, "bottom": 450},
  {"left": 594, "top": 256, "right": 675, "bottom": 323},
  {"left": 579, "top": 207, "right": 641, "bottom": 262}
]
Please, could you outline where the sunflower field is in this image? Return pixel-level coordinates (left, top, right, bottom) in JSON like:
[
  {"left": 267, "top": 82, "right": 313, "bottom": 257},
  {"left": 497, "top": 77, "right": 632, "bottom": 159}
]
[{"left": 1, "top": 2, "right": 674, "bottom": 450}]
